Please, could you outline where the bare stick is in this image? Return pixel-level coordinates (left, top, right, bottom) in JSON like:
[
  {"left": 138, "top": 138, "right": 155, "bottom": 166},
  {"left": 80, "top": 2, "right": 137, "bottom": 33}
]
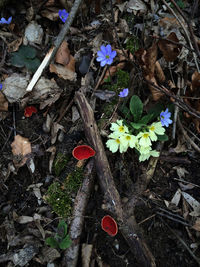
[
  {"left": 75, "top": 89, "right": 156, "bottom": 267},
  {"left": 26, "top": 0, "right": 83, "bottom": 92},
  {"left": 62, "top": 159, "right": 95, "bottom": 267}
]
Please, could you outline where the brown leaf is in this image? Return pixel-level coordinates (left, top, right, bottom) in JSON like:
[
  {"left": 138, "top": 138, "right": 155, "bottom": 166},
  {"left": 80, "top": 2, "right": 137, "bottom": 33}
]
[
  {"left": 11, "top": 135, "right": 31, "bottom": 167},
  {"left": 0, "top": 92, "right": 8, "bottom": 111},
  {"left": 192, "top": 218, "right": 200, "bottom": 232},
  {"left": 155, "top": 61, "right": 165, "bottom": 83},
  {"left": 41, "top": 7, "right": 59, "bottom": 21},
  {"left": 145, "top": 75, "right": 164, "bottom": 101},
  {"left": 144, "top": 43, "right": 157, "bottom": 76},
  {"left": 191, "top": 71, "right": 200, "bottom": 91},
  {"left": 49, "top": 63, "right": 77, "bottom": 81},
  {"left": 55, "top": 41, "right": 71, "bottom": 66},
  {"left": 158, "top": 32, "right": 182, "bottom": 62},
  {"left": 7, "top": 37, "right": 23, "bottom": 53}
]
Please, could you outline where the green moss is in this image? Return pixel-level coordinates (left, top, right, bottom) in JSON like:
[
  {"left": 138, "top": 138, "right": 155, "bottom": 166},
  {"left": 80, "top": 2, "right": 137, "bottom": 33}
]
[
  {"left": 45, "top": 167, "right": 84, "bottom": 218},
  {"left": 53, "top": 153, "right": 70, "bottom": 176},
  {"left": 126, "top": 37, "right": 139, "bottom": 54},
  {"left": 103, "top": 69, "right": 129, "bottom": 92}
]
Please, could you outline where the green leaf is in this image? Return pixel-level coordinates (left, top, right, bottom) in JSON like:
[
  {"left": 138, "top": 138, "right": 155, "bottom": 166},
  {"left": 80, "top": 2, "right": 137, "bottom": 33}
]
[
  {"left": 118, "top": 105, "right": 132, "bottom": 120},
  {"left": 59, "top": 235, "right": 72, "bottom": 250},
  {"left": 157, "top": 134, "right": 168, "bottom": 141},
  {"left": 129, "top": 95, "right": 143, "bottom": 122},
  {"left": 25, "top": 58, "right": 40, "bottom": 72},
  {"left": 19, "top": 45, "right": 37, "bottom": 59},
  {"left": 138, "top": 114, "right": 154, "bottom": 125},
  {"left": 10, "top": 53, "right": 25, "bottom": 68},
  {"left": 148, "top": 103, "right": 164, "bottom": 121},
  {"left": 45, "top": 237, "right": 59, "bottom": 249},
  {"left": 130, "top": 122, "right": 145, "bottom": 130},
  {"left": 57, "top": 220, "right": 68, "bottom": 238}
]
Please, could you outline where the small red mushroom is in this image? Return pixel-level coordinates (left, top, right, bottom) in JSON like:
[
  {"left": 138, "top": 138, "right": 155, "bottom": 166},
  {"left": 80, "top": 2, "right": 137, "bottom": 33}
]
[
  {"left": 24, "top": 106, "right": 37, "bottom": 118},
  {"left": 72, "top": 145, "right": 95, "bottom": 160},
  {"left": 101, "top": 215, "right": 118, "bottom": 237}
]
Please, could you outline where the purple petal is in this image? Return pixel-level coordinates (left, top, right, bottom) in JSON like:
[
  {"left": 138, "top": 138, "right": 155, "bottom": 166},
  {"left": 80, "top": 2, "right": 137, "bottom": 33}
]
[
  {"left": 96, "top": 56, "right": 104, "bottom": 62},
  {"left": 97, "top": 51, "right": 105, "bottom": 58},
  {"left": 107, "top": 58, "right": 113, "bottom": 65},
  {"left": 106, "top": 44, "right": 112, "bottom": 54},
  {"left": 100, "top": 59, "right": 107, "bottom": 67},
  {"left": 7, "top": 17, "right": 12, "bottom": 24},
  {"left": 100, "top": 45, "right": 107, "bottom": 55},
  {"left": 110, "top": 50, "right": 117, "bottom": 58},
  {"left": 1, "top": 18, "right": 7, "bottom": 24}
]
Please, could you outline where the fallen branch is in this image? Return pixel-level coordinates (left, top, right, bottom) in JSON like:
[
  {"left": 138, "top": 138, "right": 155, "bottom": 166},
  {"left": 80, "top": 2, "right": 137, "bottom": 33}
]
[
  {"left": 62, "top": 159, "right": 95, "bottom": 267},
  {"left": 75, "top": 89, "right": 156, "bottom": 267},
  {"left": 26, "top": 0, "right": 83, "bottom": 92}
]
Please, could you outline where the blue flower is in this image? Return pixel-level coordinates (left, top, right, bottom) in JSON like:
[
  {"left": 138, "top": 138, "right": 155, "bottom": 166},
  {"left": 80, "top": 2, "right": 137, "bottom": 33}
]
[
  {"left": 0, "top": 16, "right": 12, "bottom": 25},
  {"left": 0, "top": 84, "right": 2, "bottom": 90},
  {"left": 96, "top": 45, "right": 117, "bottom": 67},
  {"left": 160, "top": 108, "right": 172, "bottom": 127},
  {"left": 58, "top": 9, "right": 69, "bottom": 23},
  {"left": 119, "top": 88, "right": 129, "bottom": 97}
]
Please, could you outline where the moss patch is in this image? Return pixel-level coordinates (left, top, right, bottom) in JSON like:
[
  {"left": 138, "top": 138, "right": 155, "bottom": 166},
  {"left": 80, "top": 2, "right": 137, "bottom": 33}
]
[
  {"left": 45, "top": 167, "right": 84, "bottom": 218},
  {"left": 53, "top": 153, "right": 70, "bottom": 177}
]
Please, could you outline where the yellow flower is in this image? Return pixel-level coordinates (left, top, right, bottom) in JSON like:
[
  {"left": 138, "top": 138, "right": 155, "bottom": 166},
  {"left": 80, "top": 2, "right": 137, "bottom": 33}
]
[
  {"left": 149, "top": 122, "right": 165, "bottom": 138},
  {"left": 139, "top": 150, "right": 159, "bottom": 162},
  {"left": 120, "top": 134, "right": 137, "bottom": 149},
  {"left": 110, "top": 120, "right": 129, "bottom": 135},
  {"left": 137, "top": 132, "right": 152, "bottom": 147},
  {"left": 106, "top": 134, "right": 127, "bottom": 153}
]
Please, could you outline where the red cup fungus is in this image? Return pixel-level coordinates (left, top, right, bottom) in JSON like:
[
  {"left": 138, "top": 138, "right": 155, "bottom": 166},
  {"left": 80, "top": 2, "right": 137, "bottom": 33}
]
[
  {"left": 24, "top": 106, "right": 37, "bottom": 118},
  {"left": 101, "top": 215, "right": 118, "bottom": 236},
  {"left": 72, "top": 145, "right": 95, "bottom": 160}
]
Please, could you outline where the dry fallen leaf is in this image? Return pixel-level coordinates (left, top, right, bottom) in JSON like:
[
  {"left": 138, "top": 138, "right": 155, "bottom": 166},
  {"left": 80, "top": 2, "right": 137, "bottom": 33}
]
[
  {"left": 7, "top": 37, "right": 23, "bottom": 53},
  {"left": 192, "top": 218, "right": 200, "bottom": 232},
  {"left": 55, "top": 41, "right": 71, "bottom": 66},
  {"left": 11, "top": 135, "right": 31, "bottom": 167},
  {"left": 49, "top": 63, "right": 77, "bottom": 81},
  {"left": 41, "top": 7, "right": 60, "bottom": 21},
  {"left": 158, "top": 32, "right": 182, "bottom": 62},
  {"left": 0, "top": 92, "right": 8, "bottom": 111}
]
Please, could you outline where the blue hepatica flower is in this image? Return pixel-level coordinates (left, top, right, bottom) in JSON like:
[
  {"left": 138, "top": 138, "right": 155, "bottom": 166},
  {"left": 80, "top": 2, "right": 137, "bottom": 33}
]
[
  {"left": 0, "top": 84, "right": 2, "bottom": 90},
  {"left": 96, "top": 45, "right": 117, "bottom": 67},
  {"left": 160, "top": 108, "right": 172, "bottom": 127},
  {"left": 119, "top": 88, "right": 129, "bottom": 97},
  {"left": 58, "top": 9, "right": 69, "bottom": 23},
  {"left": 0, "top": 16, "right": 12, "bottom": 25}
]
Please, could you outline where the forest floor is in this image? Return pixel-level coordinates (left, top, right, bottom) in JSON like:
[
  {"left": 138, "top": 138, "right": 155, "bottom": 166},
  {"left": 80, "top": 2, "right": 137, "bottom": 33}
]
[{"left": 1, "top": 0, "right": 200, "bottom": 266}]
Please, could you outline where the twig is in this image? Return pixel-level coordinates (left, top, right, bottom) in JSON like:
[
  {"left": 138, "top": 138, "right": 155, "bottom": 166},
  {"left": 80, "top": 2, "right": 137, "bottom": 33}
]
[
  {"left": 169, "top": 0, "right": 200, "bottom": 59},
  {"left": 161, "top": 0, "right": 200, "bottom": 72},
  {"left": 62, "top": 159, "right": 95, "bottom": 267},
  {"left": 177, "top": 116, "right": 200, "bottom": 153},
  {"left": 75, "top": 89, "right": 156, "bottom": 267},
  {"left": 174, "top": 178, "right": 200, "bottom": 189},
  {"left": 161, "top": 218, "right": 200, "bottom": 266},
  {"left": 26, "top": 0, "right": 83, "bottom": 92}
]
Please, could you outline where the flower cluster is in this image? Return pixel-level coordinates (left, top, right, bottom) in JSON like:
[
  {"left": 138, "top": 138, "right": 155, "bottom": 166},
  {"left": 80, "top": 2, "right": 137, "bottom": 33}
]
[
  {"left": 59, "top": 9, "right": 69, "bottom": 23},
  {"left": 106, "top": 120, "right": 165, "bottom": 161},
  {"left": 0, "top": 16, "right": 12, "bottom": 24},
  {"left": 96, "top": 45, "right": 116, "bottom": 67}
]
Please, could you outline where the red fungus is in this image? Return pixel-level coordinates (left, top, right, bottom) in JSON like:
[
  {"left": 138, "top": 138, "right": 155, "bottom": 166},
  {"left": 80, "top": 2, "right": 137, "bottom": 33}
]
[
  {"left": 72, "top": 145, "right": 95, "bottom": 160},
  {"left": 24, "top": 106, "right": 37, "bottom": 118},
  {"left": 101, "top": 215, "right": 118, "bottom": 236}
]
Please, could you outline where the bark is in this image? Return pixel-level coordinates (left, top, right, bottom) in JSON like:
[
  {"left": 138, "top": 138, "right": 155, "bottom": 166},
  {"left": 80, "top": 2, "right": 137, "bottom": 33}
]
[
  {"left": 75, "top": 90, "right": 156, "bottom": 267},
  {"left": 62, "top": 159, "right": 95, "bottom": 267}
]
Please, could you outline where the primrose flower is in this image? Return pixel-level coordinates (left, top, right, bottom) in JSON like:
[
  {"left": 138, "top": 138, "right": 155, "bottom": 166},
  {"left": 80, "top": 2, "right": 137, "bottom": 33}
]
[
  {"left": 148, "top": 122, "right": 165, "bottom": 141},
  {"left": 137, "top": 132, "right": 152, "bottom": 147},
  {"left": 96, "top": 45, "right": 117, "bottom": 67},
  {"left": 120, "top": 134, "right": 137, "bottom": 149},
  {"left": 59, "top": 9, "right": 69, "bottom": 23},
  {"left": 110, "top": 120, "right": 129, "bottom": 135},
  {"left": 0, "top": 84, "right": 2, "bottom": 90},
  {"left": 119, "top": 88, "right": 129, "bottom": 98},
  {"left": 106, "top": 134, "right": 127, "bottom": 153},
  {"left": 160, "top": 108, "right": 172, "bottom": 127},
  {"left": 139, "top": 149, "right": 159, "bottom": 162},
  {"left": 0, "top": 16, "right": 12, "bottom": 25}
]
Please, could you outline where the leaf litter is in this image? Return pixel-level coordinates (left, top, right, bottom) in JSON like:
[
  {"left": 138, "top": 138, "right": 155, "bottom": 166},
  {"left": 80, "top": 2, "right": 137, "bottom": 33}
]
[{"left": 1, "top": 0, "right": 200, "bottom": 266}]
